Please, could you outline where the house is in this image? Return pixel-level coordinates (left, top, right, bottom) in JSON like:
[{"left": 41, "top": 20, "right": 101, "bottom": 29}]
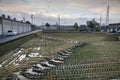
[
  {"left": 58, "top": 25, "right": 74, "bottom": 31},
  {"left": 38, "top": 25, "right": 57, "bottom": 30},
  {"left": 79, "top": 25, "right": 88, "bottom": 31},
  {"left": 0, "top": 14, "right": 32, "bottom": 36},
  {"left": 107, "top": 23, "right": 120, "bottom": 32}
]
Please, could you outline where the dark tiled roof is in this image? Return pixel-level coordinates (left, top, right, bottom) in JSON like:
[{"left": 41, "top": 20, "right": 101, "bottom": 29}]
[{"left": 109, "top": 23, "right": 120, "bottom": 25}]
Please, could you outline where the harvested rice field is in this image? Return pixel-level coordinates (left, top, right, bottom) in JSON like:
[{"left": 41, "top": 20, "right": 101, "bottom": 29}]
[{"left": 0, "top": 32, "right": 120, "bottom": 80}]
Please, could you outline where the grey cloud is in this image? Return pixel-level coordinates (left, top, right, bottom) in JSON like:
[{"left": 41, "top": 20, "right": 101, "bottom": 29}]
[
  {"left": 0, "top": 0, "right": 120, "bottom": 25},
  {"left": 0, "top": 0, "right": 29, "bottom": 5},
  {"left": 69, "top": 0, "right": 120, "bottom": 11}
]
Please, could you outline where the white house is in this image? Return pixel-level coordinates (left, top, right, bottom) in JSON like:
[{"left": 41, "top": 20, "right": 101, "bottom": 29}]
[{"left": 107, "top": 23, "right": 120, "bottom": 32}]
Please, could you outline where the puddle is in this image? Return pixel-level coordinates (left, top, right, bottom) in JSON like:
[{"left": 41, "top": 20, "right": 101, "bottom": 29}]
[
  {"left": 25, "top": 68, "right": 38, "bottom": 75},
  {"left": 42, "top": 61, "right": 55, "bottom": 67},
  {"left": 35, "top": 64, "right": 50, "bottom": 70},
  {"left": 15, "top": 72, "right": 29, "bottom": 80},
  {"left": 34, "top": 47, "right": 41, "bottom": 50},
  {"left": 28, "top": 53, "right": 42, "bottom": 57},
  {"left": 51, "top": 58, "right": 63, "bottom": 63}
]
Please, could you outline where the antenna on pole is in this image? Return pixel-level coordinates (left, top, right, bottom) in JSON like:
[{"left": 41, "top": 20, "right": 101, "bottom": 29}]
[{"left": 106, "top": 4, "right": 109, "bottom": 26}]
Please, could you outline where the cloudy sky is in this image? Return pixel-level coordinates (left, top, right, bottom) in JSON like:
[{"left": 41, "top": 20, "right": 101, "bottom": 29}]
[{"left": 0, "top": 0, "right": 120, "bottom": 25}]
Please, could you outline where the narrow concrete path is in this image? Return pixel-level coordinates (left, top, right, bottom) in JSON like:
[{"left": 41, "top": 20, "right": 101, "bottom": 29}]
[{"left": 0, "top": 30, "right": 42, "bottom": 44}]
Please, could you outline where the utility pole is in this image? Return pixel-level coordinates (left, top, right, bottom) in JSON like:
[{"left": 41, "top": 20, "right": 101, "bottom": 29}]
[
  {"left": 58, "top": 14, "right": 60, "bottom": 26},
  {"left": 106, "top": 5, "right": 109, "bottom": 26},
  {"left": 100, "top": 15, "right": 102, "bottom": 26},
  {"left": 100, "top": 15, "right": 102, "bottom": 31},
  {"left": 31, "top": 14, "right": 33, "bottom": 25},
  {"left": 23, "top": 17, "right": 25, "bottom": 22},
  {"left": 57, "top": 14, "right": 60, "bottom": 30}
]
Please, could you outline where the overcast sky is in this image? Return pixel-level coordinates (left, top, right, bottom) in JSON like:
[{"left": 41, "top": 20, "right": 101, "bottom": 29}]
[{"left": 0, "top": 0, "right": 120, "bottom": 25}]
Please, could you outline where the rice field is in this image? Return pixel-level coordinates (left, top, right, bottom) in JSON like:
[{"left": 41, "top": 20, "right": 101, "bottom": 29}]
[{"left": 0, "top": 32, "right": 120, "bottom": 80}]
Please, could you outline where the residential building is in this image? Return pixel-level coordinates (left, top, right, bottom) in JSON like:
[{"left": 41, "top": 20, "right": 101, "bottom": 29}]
[
  {"left": 38, "top": 25, "right": 57, "bottom": 30},
  {"left": 79, "top": 25, "right": 88, "bottom": 31},
  {"left": 58, "top": 25, "right": 74, "bottom": 31},
  {"left": 107, "top": 23, "right": 120, "bottom": 32}
]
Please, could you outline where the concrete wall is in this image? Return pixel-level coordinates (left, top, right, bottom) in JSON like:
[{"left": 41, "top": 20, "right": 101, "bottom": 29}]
[
  {"left": 1, "top": 19, "right": 31, "bottom": 35},
  {"left": 18, "top": 22, "right": 23, "bottom": 34},
  {"left": 2, "top": 19, "right": 12, "bottom": 35},
  {"left": 0, "top": 24, "right": 2, "bottom": 35},
  {"left": 13, "top": 21, "right": 18, "bottom": 32}
]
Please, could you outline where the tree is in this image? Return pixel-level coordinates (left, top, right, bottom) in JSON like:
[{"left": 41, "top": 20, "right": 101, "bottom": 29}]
[
  {"left": 94, "top": 25, "right": 100, "bottom": 31},
  {"left": 88, "top": 22, "right": 94, "bottom": 29},
  {"left": 45, "top": 22, "right": 50, "bottom": 28},
  {"left": 73, "top": 22, "right": 79, "bottom": 31}
]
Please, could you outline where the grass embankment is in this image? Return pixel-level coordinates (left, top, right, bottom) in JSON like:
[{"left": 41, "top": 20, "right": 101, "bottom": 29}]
[{"left": 0, "top": 34, "right": 36, "bottom": 57}]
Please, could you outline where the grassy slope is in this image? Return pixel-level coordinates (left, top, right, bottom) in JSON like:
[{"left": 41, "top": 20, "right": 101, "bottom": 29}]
[{"left": 0, "top": 34, "right": 36, "bottom": 57}]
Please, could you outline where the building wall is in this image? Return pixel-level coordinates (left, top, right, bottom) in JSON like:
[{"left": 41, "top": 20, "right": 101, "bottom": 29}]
[
  {"left": 2, "top": 19, "right": 13, "bottom": 35},
  {"left": 59, "top": 26, "right": 74, "bottom": 31},
  {"left": 1, "top": 18, "right": 31, "bottom": 35},
  {"left": 26, "top": 24, "right": 31, "bottom": 32},
  {"left": 79, "top": 25, "right": 87, "bottom": 31},
  {"left": 23, "top": 23, "right": 27, "bottom": 32},
  {"left": 13, "top": 21, "right": 18, "bottom": 32},
  {"left": 0, "top": 18, "right": 2, "bottom": 35},
  {"left": 108, "top": 23, "right": 120, "bottom": 32},
  {"left": 0, "top": 24, "right": 2, "bottom": 35},
  {"left": 18, "top": 22, "right": 23, "bottom": 34}
]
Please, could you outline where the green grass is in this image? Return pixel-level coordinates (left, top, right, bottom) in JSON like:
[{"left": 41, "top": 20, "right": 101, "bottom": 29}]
[
  {"left": 70, "top": 45, "right": 97, "bottom": 59},
  {"left": 0, "top": 34, "right": 36, "bottom": 57}
]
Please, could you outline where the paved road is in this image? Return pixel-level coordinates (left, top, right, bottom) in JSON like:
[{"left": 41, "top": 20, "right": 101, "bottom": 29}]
[{"left": 0, "top": 30, "right": 42, "bottom": 44}]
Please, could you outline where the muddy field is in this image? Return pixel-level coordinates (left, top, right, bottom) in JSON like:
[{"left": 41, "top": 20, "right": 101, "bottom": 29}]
[{"left": 0, "top": 32, "right": 120, "bottom": 80}]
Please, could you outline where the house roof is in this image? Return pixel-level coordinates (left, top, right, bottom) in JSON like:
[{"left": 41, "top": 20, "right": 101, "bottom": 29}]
[{"left": 109, "top": 23, "right": 120, "bottom": 26}]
